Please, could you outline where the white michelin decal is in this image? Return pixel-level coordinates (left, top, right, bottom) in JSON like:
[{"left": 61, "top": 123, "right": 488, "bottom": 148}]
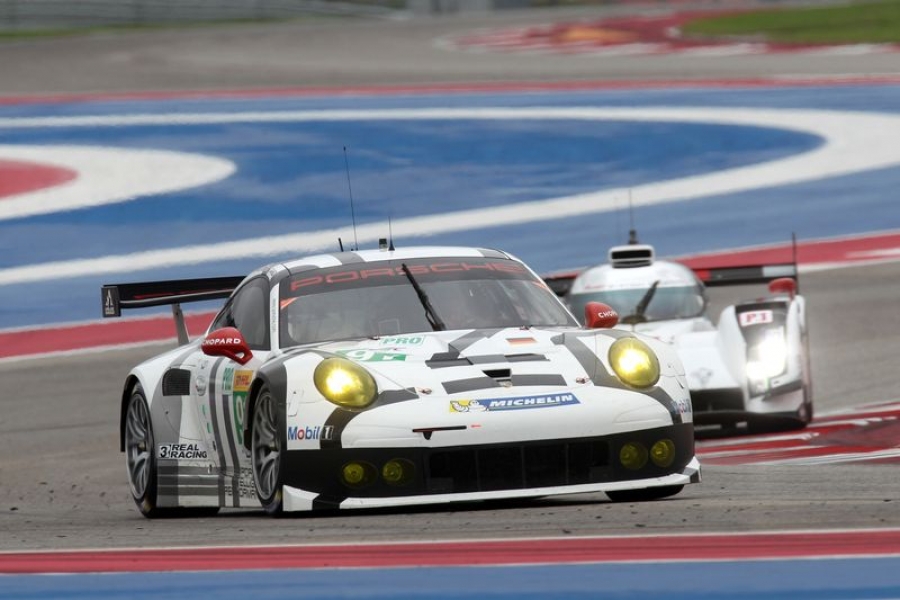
[{"left": 450, "top": 393, "right": 580, "bottom": 413}]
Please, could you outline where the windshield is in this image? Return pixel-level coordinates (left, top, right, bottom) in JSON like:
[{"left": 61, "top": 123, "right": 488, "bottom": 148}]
[
  {"left": 280, "top": 257, "right": 577, "bottom": 347},
  {"left": 567, "top": 285, "right": 705, "bottom": 324}
]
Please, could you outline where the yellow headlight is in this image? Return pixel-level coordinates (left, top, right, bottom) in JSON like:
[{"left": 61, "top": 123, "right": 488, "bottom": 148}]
[
  {"left": 314, "top": 357, "right": 378, "bottom": 409},
  {"left": 619, "top": 442, "right": 648, "bottom": 470},
  {"left": 608, "top": 337, "right": 660, "bottom": 388},
  {"left": 341, "top": 461, "right": 376, "bottom": 488},
  {"left": 382, "top": 459, "right": 415, "bottom": 486},
  {"left": 650, "top": 439, "right": 676, "bottom": 468}
]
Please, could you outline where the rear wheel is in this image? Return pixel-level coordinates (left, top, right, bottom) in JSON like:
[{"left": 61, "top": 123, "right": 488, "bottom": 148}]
[
  {"left": 125, "top": 385, "right": 160, "bottom": 517},
  {"left": 251, "top": 386, "right": 284, "bottom": 515},
  {"left": 124, "top": 385, "right": 219, "bottom": 518},
  {"left": 606, "top": 485, "right": 684, "bottom": 503}
]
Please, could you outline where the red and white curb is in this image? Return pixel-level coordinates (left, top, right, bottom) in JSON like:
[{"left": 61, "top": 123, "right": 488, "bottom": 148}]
[
  {"left": 697, "top": 401, "right": 900, "bottom": 466},
  {"left": 2, "top": 529, "right": 899, "bottom": 573},
  {"left": 437, "top": 12, "right": 900, "bottom": 57}
]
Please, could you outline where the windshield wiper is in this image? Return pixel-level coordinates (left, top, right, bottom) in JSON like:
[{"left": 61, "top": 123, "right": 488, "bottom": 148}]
[
  {"left": 401, "top": 263, "right": 446, "bottom": 331},
  {"left": 620, "top": 280, "right": 660, "bottom": 325}
]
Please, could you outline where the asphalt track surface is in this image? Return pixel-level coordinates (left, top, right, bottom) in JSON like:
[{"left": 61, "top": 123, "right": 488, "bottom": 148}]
[
  {"left": 2, "top": 2, "right": 900, "bottom": 98},
  {"left": 0, "top": 2, "right": 899, "bottom": 594},
  {"left": 1, "top": 259, "right": 897, "bottom": 552}
]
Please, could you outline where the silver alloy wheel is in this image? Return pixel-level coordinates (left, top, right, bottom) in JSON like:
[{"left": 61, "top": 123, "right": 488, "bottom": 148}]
[
  {"left": 252, "top": 390, "right": 280, "bottom": 501},
  {"left": 125, "top": 394, "right": 153, "bottom": 499}
]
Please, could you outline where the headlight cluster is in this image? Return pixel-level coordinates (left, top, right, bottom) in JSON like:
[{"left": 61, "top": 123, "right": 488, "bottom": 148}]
[
  {"left": 341, "top": 458, "right": 415, "bottom": 489},
  {"left": 314, "top": 357, "right": 378, "bottom": 409},
  {"left": 745, "top": 327, "right": 787, "bottom": 394},
  {"left": 619, "top": 439, "right": 676, "bottom": 470},
  {"left": 608, "top": 337, "right": 660, "bottom": 389}
]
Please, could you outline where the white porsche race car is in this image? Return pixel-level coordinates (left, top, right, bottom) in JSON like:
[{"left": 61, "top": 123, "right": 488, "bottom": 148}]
[
  {"left": 102, "top": 245, "right": 699, "bottom": 517},
  {"left": 544, "top": 240, "right": 812, "bottom": 434}
]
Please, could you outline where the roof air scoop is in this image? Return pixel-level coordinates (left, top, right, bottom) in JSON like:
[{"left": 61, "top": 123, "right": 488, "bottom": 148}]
[{"left": 609, "top": 244, "right": 655, "bottom": 268}]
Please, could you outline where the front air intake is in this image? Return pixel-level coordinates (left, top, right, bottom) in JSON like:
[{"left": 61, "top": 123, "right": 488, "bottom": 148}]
[
  {"left": 609, "top": 244, "right": 655, "bottom": 268},
  {"left": 162, "top": 368, "right": 191, "bottom": 396}
]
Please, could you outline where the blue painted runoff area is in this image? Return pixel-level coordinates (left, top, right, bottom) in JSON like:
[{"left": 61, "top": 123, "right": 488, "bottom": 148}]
[
  {"left": 2, "top": 556, "right": 900, "bottom": 600},
  {"left": 1, "top": 84, "right": 899, "bottom": 329}
]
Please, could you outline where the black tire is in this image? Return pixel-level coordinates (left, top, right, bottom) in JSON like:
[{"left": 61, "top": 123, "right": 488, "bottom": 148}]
[
  {"left": 785, "top": 327, "right": 814, "bottom": 428},
  {"left": 782, "top": 387, "right": 813, "bottom": 430},
  {"left": 798, "top": 337, "right": 814, "bottom": 425},
  {"left": 606, "top": 485, "right": 684, "bottom": 503},
  {"left": 800, "top": 384, "right": 814, "bottom": 424},
  {"left": 251, "top": 386, "right": 284, "bottom": 516},
  {"left": 124, "top": 384, "right": 219, "bottom": 519}
]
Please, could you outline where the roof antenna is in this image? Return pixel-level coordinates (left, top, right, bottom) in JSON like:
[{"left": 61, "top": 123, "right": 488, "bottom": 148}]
[
  {"left": 614, "top": 195, "right": 621, "bottom": 247},
  {"left": 379, "top": 215, "right": 396, "bottom": 251},
  {"left": 343, "top": 146, "right": 359, "bottom": 251},
  {"left": 388, "top": 214, "right": 395, "bottom": 251},
  {"left": 338, "top": 237, "right": 344, "bottom": 252},
  {"left": 627, "top": 189, "right": 639, "bottom": 245}
]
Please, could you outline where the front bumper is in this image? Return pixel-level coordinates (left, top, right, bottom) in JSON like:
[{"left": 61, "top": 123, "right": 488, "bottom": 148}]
[
  {"left": 280, "top": 423, "right": 696, "bottom": 511},
  {"left": 692, "top": 380, "right": 805, "bottom": 425}
]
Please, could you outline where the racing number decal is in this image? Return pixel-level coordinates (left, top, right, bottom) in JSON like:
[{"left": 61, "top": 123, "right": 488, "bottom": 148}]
[
  {"left": 739, "top": 310, "right": 774, "bottom": 327},
  {"left": 337, "top": 349, "right": 407, "bottom": 362},
  {"left": 231, "top": 369, "right": 253, "bottom": 446},
  {"left": 232, "top": 393, "right": 247, "bottom": 446}
]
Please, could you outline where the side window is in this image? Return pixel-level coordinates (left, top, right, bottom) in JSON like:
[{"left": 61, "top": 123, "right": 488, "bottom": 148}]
[
  {"left": 211, "top": 278, "right": 270, "bottom": 350},
  {"left": 210, "top": 302, "right": 235, "bottom": 332}
]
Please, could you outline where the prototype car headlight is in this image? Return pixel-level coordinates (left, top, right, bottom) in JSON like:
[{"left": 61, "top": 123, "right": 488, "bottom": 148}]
[
  {"left": 746, "top": 327, "right": 788, "bottom": 387},
  {"left": 314, "top": 357, "right": 378, "bottom": 409},
  {"left": 608, "top": 337, "right": 660, "bottom": 389}
]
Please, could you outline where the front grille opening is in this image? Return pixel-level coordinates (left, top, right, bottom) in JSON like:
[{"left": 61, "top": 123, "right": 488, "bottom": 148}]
[
  {"left": 427, "top": 440, "right": 610, "bottom": 494},
  {"left": 428, "top": 449, "right": 476, "bottom": 494},
  {"left": 524, "top": 444, "right": 565, "bottom": 487},
  {"left": 479, "top": 446, "right": 522, "bottom": 491},
  {"left": 567, "top": 441, "right": 610, "bottom": 483},
  {"left": 691, "top": 390, "right": 744, "bottom": 412}
]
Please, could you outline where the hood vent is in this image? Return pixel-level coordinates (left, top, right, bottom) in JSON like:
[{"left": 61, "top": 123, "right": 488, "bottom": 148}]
[
  {"left": 483, "top": 368, "right": 512, "bottom": 386},
  {"left": 609, "top": 244, "right": 655, "bottom": 268}
]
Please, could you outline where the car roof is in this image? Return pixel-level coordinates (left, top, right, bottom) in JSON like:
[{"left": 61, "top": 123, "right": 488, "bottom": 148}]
[
  {"left": 246, "top": 246, "right": 519, "bottom": 282},
  {"left": 571, "top": 259, "right": 700, "bottom": 294}
]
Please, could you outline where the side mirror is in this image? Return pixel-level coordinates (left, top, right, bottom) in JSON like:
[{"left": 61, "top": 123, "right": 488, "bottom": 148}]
[
  {"left": 768, "top": 277, "right": 796, "bottom": 299},
  {"left": 584, "top": 302, "right": 619, "bottom": 329},
  {"left": 202, "top": 327, "right": 252, "bottom": 365}
]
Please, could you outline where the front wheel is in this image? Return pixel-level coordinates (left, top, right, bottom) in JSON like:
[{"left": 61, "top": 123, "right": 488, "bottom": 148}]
[
  {"left": 606, "top": 485, "right": 684, "bottom": 503},
  {"left": 251, "top": 386, "right": 284, "bottom": 515}
]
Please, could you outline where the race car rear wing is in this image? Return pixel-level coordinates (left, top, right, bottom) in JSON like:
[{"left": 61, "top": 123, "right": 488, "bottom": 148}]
[
  {"left": 101, "top": 276, "right": 244, "bottom": 344},
  {"left": 692, "top": 263, "right": 798, "bottom": 287},
  {"left": 542, "top": 270, "right": 583, "bottom": 297}
]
